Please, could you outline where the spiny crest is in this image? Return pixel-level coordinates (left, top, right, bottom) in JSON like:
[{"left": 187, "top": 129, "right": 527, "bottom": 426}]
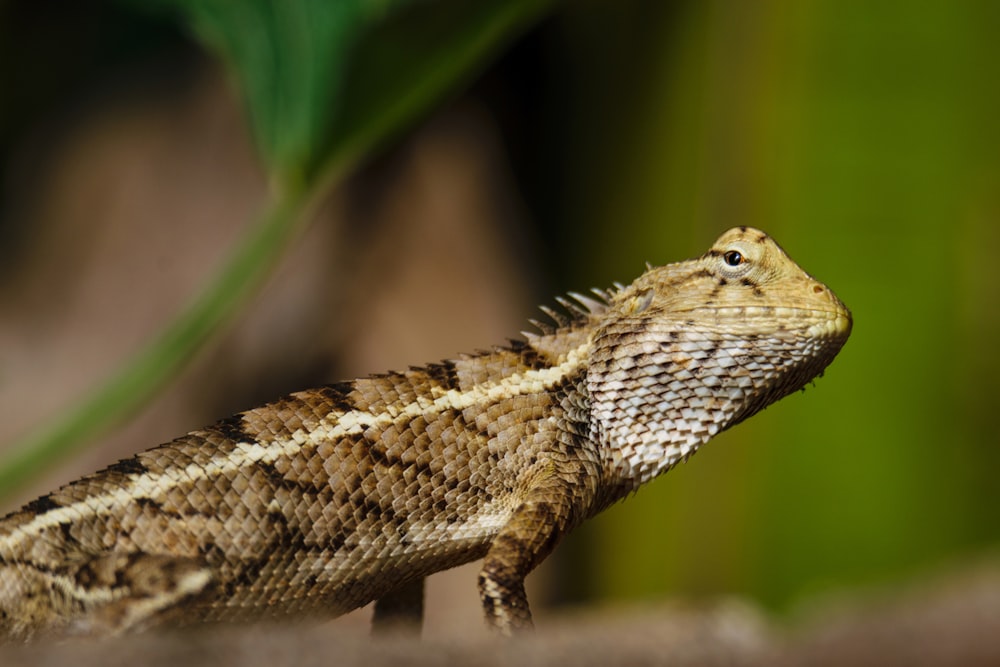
[{"left": 526, "top": 287, "right": 615, "bottom": 336}]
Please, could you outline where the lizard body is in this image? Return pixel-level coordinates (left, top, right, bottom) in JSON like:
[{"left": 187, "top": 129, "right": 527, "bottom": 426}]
[{"left": 0, "top": 227, "right": 851, "bottom": 641}]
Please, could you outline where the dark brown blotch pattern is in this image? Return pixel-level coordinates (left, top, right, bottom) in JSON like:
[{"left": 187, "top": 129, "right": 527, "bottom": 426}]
[{"left": 0, "top": 309, "right": 597, "bottom": 635}]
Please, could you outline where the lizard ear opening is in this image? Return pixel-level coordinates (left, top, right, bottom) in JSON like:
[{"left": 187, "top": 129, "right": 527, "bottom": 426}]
[{"left": 623, "top": 288, "right": 654, "bottom": 316}]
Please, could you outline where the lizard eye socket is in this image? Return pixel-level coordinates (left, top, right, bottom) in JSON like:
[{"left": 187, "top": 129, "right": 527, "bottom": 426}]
[{"left": 723, "top": 250, "right": 744, "bottom": 266}]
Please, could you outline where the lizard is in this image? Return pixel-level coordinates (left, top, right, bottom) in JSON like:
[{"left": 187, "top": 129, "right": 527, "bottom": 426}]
[{"left": 0, "top": 226, "right": 851, "bottom": 642}]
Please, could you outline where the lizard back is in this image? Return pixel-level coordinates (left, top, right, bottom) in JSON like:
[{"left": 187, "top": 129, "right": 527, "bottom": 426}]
[{"left": 0, "top": 300, "right": 606, "bottom": 638}]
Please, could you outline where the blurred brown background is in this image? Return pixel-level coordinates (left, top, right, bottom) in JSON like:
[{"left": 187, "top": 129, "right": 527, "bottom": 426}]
[{"left": 1, "top": 0, "right": 999, "bottom": 661}]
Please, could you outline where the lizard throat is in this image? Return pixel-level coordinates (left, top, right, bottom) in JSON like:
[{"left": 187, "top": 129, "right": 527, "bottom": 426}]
[{"left": 588, "top": 329, "right": 844, "bottom": 488}]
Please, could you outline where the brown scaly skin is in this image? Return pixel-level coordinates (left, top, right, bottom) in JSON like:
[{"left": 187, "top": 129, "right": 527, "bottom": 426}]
[{"left": 0, "top": 227, "right": 851, "bottom": 642}]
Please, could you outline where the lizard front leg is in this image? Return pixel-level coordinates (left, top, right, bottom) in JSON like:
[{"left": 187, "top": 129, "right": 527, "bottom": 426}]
[{"left": 478, "top": 484, "right": 577, "bottom": 635}]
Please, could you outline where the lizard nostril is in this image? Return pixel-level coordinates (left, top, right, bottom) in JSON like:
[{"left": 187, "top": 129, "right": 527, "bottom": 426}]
[{"left": 813, "top": 285, "right": 823, "bottom": 294}]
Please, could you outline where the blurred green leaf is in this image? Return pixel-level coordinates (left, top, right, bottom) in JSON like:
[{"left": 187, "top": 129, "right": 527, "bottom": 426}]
[
  {"left": 132, "top": 0, "right": 413, "bottom": 183},
  {"left": 129, "top": 0, "right": 553, "bottom": 185}
]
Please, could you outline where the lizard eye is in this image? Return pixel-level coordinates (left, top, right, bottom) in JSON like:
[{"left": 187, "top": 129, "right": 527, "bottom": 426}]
[{"left": 723, "top": 250, "right": 744, "bottom": 266}]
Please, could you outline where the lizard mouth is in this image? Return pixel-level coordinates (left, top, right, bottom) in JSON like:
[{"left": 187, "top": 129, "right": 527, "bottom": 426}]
[
  {"left": 810, "top": 310, "right": 853, "bottom": 338},
  {"left": 682, "top": 304, "right": 852, "bottom": 326}
]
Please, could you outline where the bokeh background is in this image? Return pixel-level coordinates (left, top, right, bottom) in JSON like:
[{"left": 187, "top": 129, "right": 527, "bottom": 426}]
[{"left": 1, "top": 0, "right": 998, "bottom": 650}]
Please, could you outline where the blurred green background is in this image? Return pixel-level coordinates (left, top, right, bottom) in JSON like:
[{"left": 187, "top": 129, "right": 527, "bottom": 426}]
[
  {"left": 550, "top": 0, "right": 1000, "bottom": 612},
  {"left": 1, "top": 0, "right": 998, "bottom": 622}
]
